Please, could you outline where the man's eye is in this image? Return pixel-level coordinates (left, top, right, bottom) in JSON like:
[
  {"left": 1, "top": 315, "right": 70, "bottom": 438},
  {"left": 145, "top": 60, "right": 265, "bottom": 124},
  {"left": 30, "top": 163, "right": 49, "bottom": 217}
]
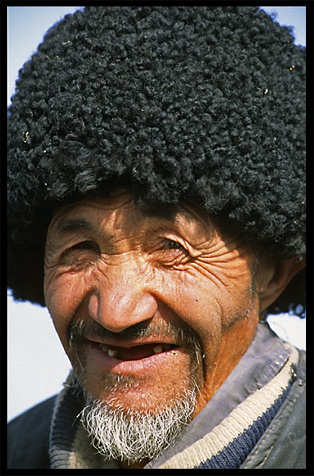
[
  {"left": 64, "top": 241, "right": 100, "bottom": 254},
  {"left": 163, "top": 240, "right": 186, "bottom": 251},
  {"left": 154, "top": 239, "right": 190, "bottom": 267}
]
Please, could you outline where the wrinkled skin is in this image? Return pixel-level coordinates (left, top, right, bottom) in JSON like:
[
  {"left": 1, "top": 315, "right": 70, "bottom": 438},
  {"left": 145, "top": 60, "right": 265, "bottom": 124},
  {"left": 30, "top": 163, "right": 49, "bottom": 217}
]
[{"left": 44, "top": 187, "right": 303, "bottom": 468}]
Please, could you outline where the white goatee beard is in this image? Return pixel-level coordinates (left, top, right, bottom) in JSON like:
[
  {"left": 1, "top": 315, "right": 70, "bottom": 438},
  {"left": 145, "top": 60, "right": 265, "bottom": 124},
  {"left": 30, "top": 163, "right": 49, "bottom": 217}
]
[{"left": 78, "top": 386, "right": 197, "bottom": 465}]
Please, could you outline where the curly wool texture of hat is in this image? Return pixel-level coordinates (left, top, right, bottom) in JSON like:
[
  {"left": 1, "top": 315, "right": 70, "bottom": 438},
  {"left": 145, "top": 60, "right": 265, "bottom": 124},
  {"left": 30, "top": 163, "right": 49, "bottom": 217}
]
[{"left": 8, "top": 6, "right": 305, "bottom": 309}]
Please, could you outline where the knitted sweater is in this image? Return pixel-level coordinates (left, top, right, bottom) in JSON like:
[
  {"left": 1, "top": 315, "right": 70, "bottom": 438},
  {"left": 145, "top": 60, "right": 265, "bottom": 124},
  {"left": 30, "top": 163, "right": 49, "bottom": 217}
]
[{"left": 7, "top": 322, "right": 306, "bottom": 469}]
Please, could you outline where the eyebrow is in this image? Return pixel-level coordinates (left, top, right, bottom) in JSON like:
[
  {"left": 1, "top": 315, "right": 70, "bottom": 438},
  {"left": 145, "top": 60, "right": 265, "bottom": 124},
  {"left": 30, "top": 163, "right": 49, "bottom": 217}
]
[
  {"left": 56, "top": 218, "right": 96, "bottom": 235},
  {"left": 55, "top": 204, "right": 182, "bottom": 237}
]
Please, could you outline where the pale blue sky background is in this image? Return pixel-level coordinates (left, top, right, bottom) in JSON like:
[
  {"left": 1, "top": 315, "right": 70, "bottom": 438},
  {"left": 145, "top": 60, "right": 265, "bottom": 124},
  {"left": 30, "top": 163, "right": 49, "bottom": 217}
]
[{"left": 7, "top": 6, "right": 306, "bottom": 422}]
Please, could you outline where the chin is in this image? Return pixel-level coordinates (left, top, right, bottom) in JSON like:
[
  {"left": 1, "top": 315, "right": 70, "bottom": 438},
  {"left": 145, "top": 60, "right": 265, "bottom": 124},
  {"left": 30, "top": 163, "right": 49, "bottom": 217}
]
[{"left": 85, "top": 377, "right": 192, "bottom": 415}]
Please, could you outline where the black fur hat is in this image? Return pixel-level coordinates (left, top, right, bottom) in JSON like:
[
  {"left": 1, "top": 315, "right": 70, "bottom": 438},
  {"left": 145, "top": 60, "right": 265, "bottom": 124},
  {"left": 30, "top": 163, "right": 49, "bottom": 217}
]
[{"left": 7, "top": 6, "right": 306, "bottom": 313}]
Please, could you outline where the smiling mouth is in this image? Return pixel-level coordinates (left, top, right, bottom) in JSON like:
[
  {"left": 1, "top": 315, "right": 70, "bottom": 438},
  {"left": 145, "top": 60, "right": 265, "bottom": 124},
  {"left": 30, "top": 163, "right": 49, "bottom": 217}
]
[{"left": 98, "top": 343, "right": 176, "bottom": 360}]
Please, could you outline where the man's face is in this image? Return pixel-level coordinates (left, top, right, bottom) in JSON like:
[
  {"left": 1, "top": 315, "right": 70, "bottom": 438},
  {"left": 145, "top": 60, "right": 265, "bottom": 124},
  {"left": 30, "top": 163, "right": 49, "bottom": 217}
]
[{"left": 44, "top": 189, "right": 262, "bottom": 418}]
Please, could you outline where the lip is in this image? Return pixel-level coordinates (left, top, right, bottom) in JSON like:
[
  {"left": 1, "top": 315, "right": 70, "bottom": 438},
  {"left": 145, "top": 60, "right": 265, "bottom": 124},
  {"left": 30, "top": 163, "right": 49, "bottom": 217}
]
[{"left": 84, "top": 339, "right": 181, "bottom": 376}]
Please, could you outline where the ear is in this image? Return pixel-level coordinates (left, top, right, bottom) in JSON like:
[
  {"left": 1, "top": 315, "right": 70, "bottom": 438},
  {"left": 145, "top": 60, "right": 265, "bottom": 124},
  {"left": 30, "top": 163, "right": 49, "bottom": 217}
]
[{"left": 257, "top": 256, "right": 305, "bottom": 313}]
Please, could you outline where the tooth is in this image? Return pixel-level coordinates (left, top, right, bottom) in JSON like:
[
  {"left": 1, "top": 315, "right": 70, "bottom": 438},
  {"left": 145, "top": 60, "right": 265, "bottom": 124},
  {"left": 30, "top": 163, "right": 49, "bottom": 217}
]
[
  {"left": 99, "top": 344, "right": 118, "bottom": 358},
  {"left": 108, "top": 349, "right": 118, "bottom": 358},
  {"left": 99, "top": 344, "right": 109, "bottom": 353},
  {"left": 153, "top": 345, "right": 163, "bottom": 354}
]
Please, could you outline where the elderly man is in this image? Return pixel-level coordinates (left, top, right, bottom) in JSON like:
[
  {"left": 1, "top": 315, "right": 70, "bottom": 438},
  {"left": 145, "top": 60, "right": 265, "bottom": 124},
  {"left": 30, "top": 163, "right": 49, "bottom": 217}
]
[{"left": 7, "top": 6, "right": 306, "bottom": 470}]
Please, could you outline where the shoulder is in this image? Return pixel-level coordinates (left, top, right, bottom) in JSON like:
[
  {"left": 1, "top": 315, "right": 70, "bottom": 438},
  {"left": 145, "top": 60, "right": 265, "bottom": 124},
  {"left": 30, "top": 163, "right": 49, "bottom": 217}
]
[
  {"left": 7, "top": 395, "right": 57, "bottom": 469},
  {"left": 263, "top": 349, "right": 306, "bottom": 468},
  {"left": 243, "top": 348, "right": 306, "bottom": 469}
]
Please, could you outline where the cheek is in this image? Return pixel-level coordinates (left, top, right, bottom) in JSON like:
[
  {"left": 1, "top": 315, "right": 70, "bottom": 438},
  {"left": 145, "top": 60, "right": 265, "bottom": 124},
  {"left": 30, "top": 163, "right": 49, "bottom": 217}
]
[
  {"left": 162, "top": 261, "right": 254, "bottom": 339},
  {"left": 44, "top": 268, "right": 93, "bottom": 347}
]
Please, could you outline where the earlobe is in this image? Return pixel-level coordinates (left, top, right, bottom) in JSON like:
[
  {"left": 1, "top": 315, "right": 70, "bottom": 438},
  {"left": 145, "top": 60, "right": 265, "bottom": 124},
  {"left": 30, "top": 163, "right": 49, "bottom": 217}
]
[{"left": 258, "top": 256, "right": 305, "bottom": 313}]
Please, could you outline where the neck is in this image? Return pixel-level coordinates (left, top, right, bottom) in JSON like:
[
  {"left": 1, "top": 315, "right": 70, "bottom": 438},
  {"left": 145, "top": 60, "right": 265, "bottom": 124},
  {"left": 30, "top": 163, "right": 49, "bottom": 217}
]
[{"left": 193, "top": 311, "right": 259, "bottom": 416}]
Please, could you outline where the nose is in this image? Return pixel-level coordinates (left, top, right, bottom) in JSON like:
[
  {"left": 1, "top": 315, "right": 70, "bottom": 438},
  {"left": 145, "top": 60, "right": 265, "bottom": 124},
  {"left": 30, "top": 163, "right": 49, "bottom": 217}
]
[{"left": 88, "top": 261, "right": 158, "bottom": 333}]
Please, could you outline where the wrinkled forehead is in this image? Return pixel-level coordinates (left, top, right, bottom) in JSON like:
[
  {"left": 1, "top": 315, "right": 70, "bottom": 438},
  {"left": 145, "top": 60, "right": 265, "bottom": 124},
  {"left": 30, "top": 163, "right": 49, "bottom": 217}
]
[{"left": 47, "top": 186, "right": 214, "bottom": 239}]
